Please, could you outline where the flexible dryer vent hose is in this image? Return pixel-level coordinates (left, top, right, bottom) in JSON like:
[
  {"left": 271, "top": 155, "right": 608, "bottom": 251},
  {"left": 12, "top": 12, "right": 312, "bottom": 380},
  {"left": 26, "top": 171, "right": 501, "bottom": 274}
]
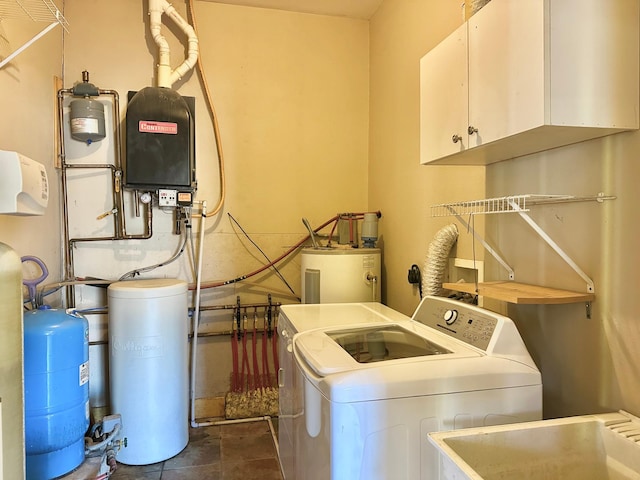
[{"left": 422, "top": 224, "right": 459, "bottom": 297}]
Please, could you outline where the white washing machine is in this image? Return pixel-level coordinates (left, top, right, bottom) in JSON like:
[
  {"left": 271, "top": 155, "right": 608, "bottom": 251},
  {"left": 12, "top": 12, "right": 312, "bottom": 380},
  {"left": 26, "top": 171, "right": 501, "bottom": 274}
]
[
  {"left": 278, "top": 296, "right": 542, "bottom": 480},
  {"left": 278, "top": 302, "right": 411, "bottom": 479}
]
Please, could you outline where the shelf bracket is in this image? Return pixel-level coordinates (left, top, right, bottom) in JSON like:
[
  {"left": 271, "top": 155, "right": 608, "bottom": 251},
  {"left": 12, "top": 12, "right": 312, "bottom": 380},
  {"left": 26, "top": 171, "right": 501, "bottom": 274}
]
[
  {"left": 0, "top": 0, "right": 69, "bottom": 69},
  {"left": 0, "top": 20, "right": 57, "bottom": 68},
  {"left": 446, "top": 206, "right": 515, "bottom": 280},
  {"left": 508, "top": 199, "right": 595, "bottom": 294},
  {"left": 431, "top": 194, "right": 612, "bottom": 296}
]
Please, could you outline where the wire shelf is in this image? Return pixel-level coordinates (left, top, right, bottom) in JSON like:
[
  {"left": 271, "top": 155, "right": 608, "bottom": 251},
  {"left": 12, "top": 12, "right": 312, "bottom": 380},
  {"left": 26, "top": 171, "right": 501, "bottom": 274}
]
[
  {"left": 0, "top": 0, "right": 68, "bottom": 30},
  {"left": 430, "top": 193, "right": 613, "bottom": 217},
  {"left": 430, "top": 192, "right": 616, "bottom": 299},
  {"left": 0, "top": 0, "right": 68, "bottom": 69}
]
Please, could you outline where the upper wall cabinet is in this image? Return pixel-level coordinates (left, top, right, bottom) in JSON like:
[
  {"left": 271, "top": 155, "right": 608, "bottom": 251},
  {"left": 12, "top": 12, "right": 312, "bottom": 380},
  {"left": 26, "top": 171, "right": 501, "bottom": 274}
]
[{"left": 420, "top": 0, "right": 640, "bottom": 166}]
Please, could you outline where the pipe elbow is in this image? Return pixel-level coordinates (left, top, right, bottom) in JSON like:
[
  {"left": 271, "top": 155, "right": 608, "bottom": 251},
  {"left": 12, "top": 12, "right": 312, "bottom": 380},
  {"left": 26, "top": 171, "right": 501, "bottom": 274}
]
[
  {"left": 168, "top": 37, "right": 198, "bottom": 85},
  {"left": 149, "top": 0, "right": 199, "bottom": 88},
  {"left": 151, "top": 29, "right": 170, "bottom": 57}
]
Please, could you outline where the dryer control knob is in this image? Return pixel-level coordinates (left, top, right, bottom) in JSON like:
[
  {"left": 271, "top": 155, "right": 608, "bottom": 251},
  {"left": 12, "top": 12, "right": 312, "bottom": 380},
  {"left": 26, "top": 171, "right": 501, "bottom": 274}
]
[{"left": 444, "top": 309, "right": 458, "bottom": 325}]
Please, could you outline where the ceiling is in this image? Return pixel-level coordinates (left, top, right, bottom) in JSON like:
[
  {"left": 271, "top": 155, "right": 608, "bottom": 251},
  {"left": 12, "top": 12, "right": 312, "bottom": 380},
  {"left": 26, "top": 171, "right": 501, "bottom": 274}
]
[{"left": 199, "top": 0, "right": 384, "bottom": 19}]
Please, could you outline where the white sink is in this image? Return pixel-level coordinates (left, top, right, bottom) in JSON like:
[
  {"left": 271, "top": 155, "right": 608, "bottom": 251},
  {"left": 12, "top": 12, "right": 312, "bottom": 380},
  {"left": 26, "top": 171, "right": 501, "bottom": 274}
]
[{"left": 429, "top": 411, "right": 640, "bottom": 480}]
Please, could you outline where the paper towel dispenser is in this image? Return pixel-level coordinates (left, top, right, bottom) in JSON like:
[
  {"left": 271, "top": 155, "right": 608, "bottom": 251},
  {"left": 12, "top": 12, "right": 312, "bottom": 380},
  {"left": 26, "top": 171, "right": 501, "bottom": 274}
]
[{"left": 0, "top": 150, "right": 49, "bottom": 216}]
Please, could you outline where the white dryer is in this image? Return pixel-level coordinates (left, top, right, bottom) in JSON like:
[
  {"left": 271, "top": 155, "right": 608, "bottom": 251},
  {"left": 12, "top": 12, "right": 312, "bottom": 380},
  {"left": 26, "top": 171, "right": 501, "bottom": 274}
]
[{"left": 278, "top": 296, "right": 542, "bottom": 480}]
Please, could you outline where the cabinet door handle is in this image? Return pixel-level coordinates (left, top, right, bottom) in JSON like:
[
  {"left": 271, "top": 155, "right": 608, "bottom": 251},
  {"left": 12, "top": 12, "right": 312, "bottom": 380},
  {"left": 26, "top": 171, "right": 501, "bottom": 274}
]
[
  {"left": 452, "top": 134, "right": 462, "bottom": 143},
  {"left": 468, "top": 126, "right": 478, "bottom": 135}
]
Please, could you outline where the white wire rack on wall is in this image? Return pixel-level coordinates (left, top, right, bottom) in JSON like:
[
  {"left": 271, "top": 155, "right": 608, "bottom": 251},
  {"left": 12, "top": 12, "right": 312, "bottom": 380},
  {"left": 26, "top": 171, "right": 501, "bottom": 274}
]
[
  {"left": 430, "top": 193, "right": 615, "bottom": 311},
  {"left": 430, "top": 193, "right": 614, "bottom": 217},
  {"left": 0, "top": 0, "right": 68, "bottom": 69}
]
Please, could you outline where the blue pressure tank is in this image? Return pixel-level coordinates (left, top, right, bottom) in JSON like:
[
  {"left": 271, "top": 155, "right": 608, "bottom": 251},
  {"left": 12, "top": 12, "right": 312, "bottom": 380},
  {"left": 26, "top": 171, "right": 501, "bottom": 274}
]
[{"left": 23, "top": 306, "right": 90, "bottom": 480}]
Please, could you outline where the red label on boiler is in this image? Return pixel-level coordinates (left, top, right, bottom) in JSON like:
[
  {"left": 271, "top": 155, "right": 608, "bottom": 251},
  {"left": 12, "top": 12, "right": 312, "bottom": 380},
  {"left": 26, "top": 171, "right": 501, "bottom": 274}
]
[{"left": 139, "top": 120, "right": 178, "bottom": 134}]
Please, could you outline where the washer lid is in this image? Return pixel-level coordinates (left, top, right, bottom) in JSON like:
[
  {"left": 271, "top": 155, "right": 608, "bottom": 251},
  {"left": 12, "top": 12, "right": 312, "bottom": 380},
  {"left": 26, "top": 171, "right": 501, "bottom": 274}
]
[
  {"left": 279, "top": 302, "right": 411, "bottom": 334},
  {"left": 294, "top": 321, "right": 480, "bottom": 377},
  {"left": 327, "top": 324, "right": 452, "bottom": 363}
]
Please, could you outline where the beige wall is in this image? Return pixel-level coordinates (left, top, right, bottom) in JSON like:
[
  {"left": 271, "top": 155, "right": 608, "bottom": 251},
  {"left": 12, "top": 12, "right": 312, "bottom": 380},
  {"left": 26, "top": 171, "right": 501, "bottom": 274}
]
[
  {"left": 485, "top": 136, "right": 640, "bottom": 418},
  {"left": 61, "top": 0, "right": 369, "bottom": 282},
  {"left": 1, "top": 0, "right": 370, "bottom": 427},
  {"left": 370, "top": 0, "right": 640, "bottom": 419},
  {"left": 0, "top": 19, "right": 63, "bottom": 278},
  {"left": 0, "top": 16, "right": 63, "bottom": 480},
  {"left": 1, "top": 0, "right": 637, "bottom": 441},
  {"left": 369, "top": 1, "right": 485, "bottom": 313},
  {"left": 60, "top": 0, "right": 370, "bottom": 403}
]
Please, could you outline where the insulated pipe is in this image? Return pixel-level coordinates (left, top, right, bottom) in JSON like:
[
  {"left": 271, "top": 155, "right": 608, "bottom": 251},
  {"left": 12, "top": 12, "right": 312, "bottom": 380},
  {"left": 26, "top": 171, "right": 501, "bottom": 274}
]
[{"left": 149, "top": 0, "right": 199, "bottom": 88}]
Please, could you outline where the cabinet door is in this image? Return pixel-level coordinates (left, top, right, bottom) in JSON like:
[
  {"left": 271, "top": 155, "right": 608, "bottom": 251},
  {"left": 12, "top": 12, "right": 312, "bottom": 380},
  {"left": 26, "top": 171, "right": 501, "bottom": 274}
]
[
  {"left": 420, "top": 23, "right": 469, "bottom": 164},
  {"left": 467, "top": 0, "right": 545, "bottom": 147},
  {"left": 549, "top": 0, "right": 640, "bottom": 128}
]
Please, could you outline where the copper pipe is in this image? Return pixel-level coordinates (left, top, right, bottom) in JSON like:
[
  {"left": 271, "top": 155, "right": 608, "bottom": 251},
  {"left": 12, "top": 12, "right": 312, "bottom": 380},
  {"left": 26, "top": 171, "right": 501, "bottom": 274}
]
[{"left": 57, "top": 85, "right": 153, "bottom": 306}]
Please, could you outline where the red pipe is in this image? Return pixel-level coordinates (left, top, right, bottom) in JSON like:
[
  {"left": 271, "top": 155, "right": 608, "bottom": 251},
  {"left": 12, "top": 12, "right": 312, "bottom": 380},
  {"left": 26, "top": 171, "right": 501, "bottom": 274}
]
[
  {"left": 262, "top": 322, "right": 270, "bottom": 388},
  {"left": 241, "top": 316, "right": 250, "bottom": 392},
  {"left": 189, "top": 211, "right": 380, "bottom": 290},
  {"left": 252, "top": 309, "right": 260, "bottom": 389},
  {"left": 230, "top": 328, "right": 239, "bottom": 392}
]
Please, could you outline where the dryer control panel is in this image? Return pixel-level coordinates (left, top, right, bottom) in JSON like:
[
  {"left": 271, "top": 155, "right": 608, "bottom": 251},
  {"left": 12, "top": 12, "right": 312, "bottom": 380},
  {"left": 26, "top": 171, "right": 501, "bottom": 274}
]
[{"left": 412, "top": 296, "right": 500, "bottom": 351}]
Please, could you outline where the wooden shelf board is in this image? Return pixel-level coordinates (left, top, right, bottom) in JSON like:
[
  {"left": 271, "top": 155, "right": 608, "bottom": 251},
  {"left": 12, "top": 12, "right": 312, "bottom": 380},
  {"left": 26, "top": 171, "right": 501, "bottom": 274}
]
[{"left": 443, "top": 281, "right": 595, "bottom": 305}]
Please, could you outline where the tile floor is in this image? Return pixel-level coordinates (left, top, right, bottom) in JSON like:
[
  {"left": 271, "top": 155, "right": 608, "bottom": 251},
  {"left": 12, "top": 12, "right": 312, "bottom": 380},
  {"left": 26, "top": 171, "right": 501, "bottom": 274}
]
[{"left": 109, "top": 419, "right": 283, "bottom": 480}]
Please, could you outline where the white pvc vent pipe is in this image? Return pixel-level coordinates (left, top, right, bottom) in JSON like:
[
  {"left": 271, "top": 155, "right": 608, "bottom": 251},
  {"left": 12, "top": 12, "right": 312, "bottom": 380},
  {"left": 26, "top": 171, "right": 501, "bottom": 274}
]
[
  {"left": 422, "top": 224, "right": 459, "bottom": 296},
  {"left": 148, "top": 0, "right": 199, "bottom": 88}
]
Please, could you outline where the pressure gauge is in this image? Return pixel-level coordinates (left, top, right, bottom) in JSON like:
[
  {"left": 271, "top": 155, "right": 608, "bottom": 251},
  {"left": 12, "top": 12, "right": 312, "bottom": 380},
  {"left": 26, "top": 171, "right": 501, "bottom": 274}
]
[{"left": 139, "top": 192, "right": 152, "bottom": 204}]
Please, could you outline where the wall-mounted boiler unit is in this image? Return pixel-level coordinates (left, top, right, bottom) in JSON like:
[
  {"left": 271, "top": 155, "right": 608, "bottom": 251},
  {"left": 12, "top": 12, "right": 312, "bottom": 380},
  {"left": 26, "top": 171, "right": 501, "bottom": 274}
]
[{"left": 125, "top": 86, "right": 196, "bottom": 206}]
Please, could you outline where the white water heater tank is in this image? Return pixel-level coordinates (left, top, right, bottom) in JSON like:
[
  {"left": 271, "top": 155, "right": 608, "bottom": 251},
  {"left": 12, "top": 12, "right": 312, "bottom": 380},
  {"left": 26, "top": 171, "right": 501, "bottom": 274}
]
[
  {"left": 107, "top": 279, "right": 188, "bottom": 465},
  {"left": 301, "top": 247, "right": 381, "bottom": 303}
]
